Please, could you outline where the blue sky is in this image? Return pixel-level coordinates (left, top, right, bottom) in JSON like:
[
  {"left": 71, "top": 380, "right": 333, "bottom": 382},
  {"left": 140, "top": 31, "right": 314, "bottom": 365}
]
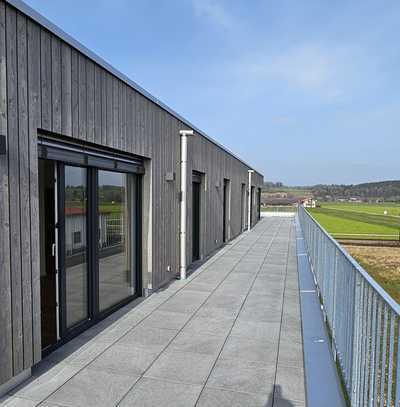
[{"left": 25, "top": 0, "right": 400, "bottom": 185}]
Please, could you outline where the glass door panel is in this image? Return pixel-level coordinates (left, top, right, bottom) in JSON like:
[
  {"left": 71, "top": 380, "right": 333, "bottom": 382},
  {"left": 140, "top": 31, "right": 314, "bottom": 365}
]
[
  {"left": 98, "top": 170, "right": 136, "bottom": 312},
  {"left": 64, "top": 165, "right": 89, "bottom": 328}
]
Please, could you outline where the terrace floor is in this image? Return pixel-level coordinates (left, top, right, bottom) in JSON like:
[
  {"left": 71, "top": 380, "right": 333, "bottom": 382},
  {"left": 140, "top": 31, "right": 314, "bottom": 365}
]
[{"left": 0, "top": 217, "right": 305, "bottom": 407}]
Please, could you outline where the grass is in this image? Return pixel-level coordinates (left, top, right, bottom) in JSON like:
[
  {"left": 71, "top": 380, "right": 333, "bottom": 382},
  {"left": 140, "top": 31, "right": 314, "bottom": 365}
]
[
  {"left": 346, "top": 245, "right": 400, "bottom": 304},
  {"left": 308, "top": 203, "right": 400, "bottom": 241},
  {"left": 322, "top": 202, "right": 400, "bottom": 217}
]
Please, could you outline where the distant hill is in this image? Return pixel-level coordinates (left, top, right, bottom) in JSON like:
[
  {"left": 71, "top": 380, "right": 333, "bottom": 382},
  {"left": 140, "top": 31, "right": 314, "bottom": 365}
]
[
  {"left": 311, "top": 181, "right": 400, "bottom": 202},
  {"left": 262, "top": 181, "right": 400, "bottom": 203}
]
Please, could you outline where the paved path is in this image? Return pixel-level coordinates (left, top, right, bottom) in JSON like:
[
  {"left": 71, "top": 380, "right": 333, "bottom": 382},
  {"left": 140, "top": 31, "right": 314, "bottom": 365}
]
[{"left": 1, "top": 217, "right": 305, "bottom": 407}]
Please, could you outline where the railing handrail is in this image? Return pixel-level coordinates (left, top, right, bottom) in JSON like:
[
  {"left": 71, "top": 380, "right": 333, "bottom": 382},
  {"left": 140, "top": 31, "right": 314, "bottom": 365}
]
[{"left": 300, "top": 206, "right": 400, "bottom": 316}]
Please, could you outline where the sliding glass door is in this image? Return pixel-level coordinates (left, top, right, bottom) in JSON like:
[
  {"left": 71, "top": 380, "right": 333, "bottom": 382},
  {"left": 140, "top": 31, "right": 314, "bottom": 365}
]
[
  {"left": 56, "top": 164, "right": 140, "bottom": 339},
  {"left": 38, "top": 138, "right": 143, "bottom": 352},
  {"left": 98, "top": 170, "right": 137, "bottom": 312}
]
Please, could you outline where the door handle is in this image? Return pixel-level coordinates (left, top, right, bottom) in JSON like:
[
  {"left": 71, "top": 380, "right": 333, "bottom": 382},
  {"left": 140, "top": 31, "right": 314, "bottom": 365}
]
[{"left": 52, "top": 243, "right": 56, "bottom": 257}]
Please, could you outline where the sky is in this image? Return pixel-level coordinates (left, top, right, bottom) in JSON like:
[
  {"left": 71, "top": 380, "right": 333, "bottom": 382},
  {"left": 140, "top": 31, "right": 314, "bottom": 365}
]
[{"left": 24, "top": 0, "right": 400, "bottom": 185}]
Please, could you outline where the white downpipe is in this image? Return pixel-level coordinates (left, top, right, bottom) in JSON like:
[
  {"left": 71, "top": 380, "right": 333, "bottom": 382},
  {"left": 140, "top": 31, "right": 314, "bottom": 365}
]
[
  {"left": 247, "top": 170, "right": 254, "bottom": 231},
  {"left": 179, "top": 130, "right": 193, "bottom": 280}
]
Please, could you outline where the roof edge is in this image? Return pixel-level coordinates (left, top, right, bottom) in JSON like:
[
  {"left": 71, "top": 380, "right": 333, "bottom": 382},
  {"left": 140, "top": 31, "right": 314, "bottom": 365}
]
[{"left": 6, "top": 0, "right": 263, "bottom": 177}]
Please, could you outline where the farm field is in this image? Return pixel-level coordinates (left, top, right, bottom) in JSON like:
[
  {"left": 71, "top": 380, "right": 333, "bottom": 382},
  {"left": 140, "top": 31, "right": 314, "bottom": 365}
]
[
  {"left": 321, "top": 202, "right": 400, "bottom": 217},
  {"left": 308, "top": 202, "right": 400, "bottom": 241},
  {"left": 308, "top": 202, "right": 400, "bottom": 304},
  {"left": 346, "top": 245, "right": 400, "bottom": 304}
]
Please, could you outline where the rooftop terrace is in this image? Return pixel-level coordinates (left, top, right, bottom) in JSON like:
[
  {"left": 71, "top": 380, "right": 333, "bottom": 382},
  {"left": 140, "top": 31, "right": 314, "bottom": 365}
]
[{"left": 0, "top": 217, "right": 313, "bottom": 407}]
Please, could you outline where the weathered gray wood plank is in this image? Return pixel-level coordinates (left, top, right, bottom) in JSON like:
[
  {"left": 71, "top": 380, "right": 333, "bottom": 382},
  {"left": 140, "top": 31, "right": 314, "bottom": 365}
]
[
  {"left": 17, "top": 11, "right": 33, "bottom": 369},
  {"left": 100, "top": 69, "right": 106, "bottom": 145},
  {"left": 40, "top": 28, "right": 51, "bottom": 130},
  {"left": 0, "top": 0, "right": 13, "bottom": 385},
  {"left": 27, "top": 17, "right": 42, "bottom": 364},
  {"left": 61, "top": 42, "right": 72, "bottom": 136},
  {"left": 86, "top": 59, "right": 94, "bottom": 142},
  {"left": 71, "top": 48, "right": 79, "bottom": 138},
  {"left": 93, "top": 64, "right": 101, "bottom": 144},
  {"left": 112, "top": 76, "right": 118, "bottom": 148},
  {"left": 126, "top": 88, "right": 132, "bottom": 153},
  {"left": 106, "top": 72, "right": 113, "bottom": 146},
  {"left": 51, "top": 36, "right": 61, "bottom": 133},
  {"left": 78, "top": 53, "right": 86, "bottom": 140},
  {"left": 6, "top": 4, "right": 23, "bottom": 375}
]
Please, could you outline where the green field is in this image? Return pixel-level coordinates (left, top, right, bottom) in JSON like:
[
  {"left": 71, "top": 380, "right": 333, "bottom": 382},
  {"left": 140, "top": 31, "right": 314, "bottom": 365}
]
[
  {"left": 308, "top": 202, "right": 400, "bottom": 240},
  {"left": 321, "top": 202, "right": 400, "bottom": 217}
]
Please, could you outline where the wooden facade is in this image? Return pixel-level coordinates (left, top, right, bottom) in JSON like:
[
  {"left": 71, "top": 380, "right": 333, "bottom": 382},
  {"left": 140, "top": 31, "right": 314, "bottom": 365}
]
[{"left": 0, "top": 0, "right": 263, "bottom": 387}]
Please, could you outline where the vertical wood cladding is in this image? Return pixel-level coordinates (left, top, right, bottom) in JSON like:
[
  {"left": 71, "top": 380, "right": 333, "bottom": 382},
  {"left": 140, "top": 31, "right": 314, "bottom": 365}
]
[{"left": 0, "top": 0, "right": 263, "bottom": 386}]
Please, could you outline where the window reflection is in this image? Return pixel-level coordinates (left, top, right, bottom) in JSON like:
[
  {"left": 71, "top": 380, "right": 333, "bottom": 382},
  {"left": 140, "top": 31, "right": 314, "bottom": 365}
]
[
  {"left": 98, "top": 170, "right": 136, "bottom": 311},
  {"left": 64, "top": 166, "right": 88, "bottom": 328}
]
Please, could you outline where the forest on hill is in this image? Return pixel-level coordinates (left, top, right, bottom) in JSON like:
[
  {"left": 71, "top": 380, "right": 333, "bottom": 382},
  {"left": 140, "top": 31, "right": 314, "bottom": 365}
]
[{"left": 263, "top": 181, "right": 400, "bottom": 202}]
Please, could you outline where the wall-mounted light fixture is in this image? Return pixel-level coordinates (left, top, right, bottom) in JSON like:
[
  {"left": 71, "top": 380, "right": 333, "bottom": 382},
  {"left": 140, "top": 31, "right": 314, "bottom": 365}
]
[
  {"left": 165, "top": 172, "right": 175, "bottom": 182},
  {"left": 0, "top": 135, "right": 6, "bottom": 155}
]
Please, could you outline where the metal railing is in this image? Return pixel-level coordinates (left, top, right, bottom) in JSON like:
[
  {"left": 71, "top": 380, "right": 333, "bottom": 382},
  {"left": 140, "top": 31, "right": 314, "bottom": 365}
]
[
  {"left": 298, "top": 205, "right": 400, "bottom": 406},
  {"left": 261, "top": 205, "right": 298, "bottom": 213}
]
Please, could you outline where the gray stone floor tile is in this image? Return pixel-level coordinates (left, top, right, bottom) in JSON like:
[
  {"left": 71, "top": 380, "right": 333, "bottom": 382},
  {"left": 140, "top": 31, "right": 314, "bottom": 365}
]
[
  {"left": 168, "top": 331, "right": 226, "bottom": 355},
  {"left": 145, "top": 350, "right": 215, "bottom": 385},
  {"left": 158, "top": 292, "right": 207, "bottom": 314},
  {"left": 212, "top": 285, "right": 249, "bottom": 297},
  {"left": 41, "top": 338, "right": 89, "bottom": 365},
  {"left": 140, "top": 310, "right": 192, "bottom": 330},
  {"left": 89, "top": 343, "right": 160, "bottom": 375},
  {"left": 273, "top": 397, "right": 305, "bottom": 407},
  {"left": 118, "top": 377, "right": 202, "bottom": 407},
  {"left": 207, "top": 358, "right": 275, "bottom": 395},
  {"left": 280, "top": 322, "right": 303, "bottom": 345},
  {"left": 46, "top": 368, "right": 137, "bottom": 407},
  {"left": 117, "top": 325, "right": 178, "bottom": 351},
  {"left": 10, "top": 363, "right": 80, "bottom": 402},
  {"left": 220, "top": 336, "right": 278, "bottom": 364},
  {"left": 0, "top": 397, "right": 38, "bottom": 407},
  {"left": 275, "top": 365, "right": 306, "bottom": 405},
  {"left": 244, "top": 295, "right": 282, "bottom": 312},
  {"left": 230, "top": 319, "right": 280, "bottom": 342},
  {"left": 185, "top": 281, "right": 215, "bottom": 292},
  {"left": 196, "top": 306, "right": 239, "bottom": 321},
  {"left": 182, "top": 315, "right": 234, "bottom": 337},
  {"left": 64, "top": 341, "right": 111, "bottom": 368},
  {"left": 239, "top": 306, "right": 282, "bottom": 323},
  {"left": 204, "top": 293, "right": 246, "bottom": 310},
  {"left": 277, "top": 339, "right": 304, "bottom": 370},
  {"left": 90, "top": 323, "right": 136, "bottom": 344},
  {"left": 196, "top": 387, "right": 272, "bottom": 407},
  {"left": 3, "top": 218, "right": 306, "bottom": 407}
]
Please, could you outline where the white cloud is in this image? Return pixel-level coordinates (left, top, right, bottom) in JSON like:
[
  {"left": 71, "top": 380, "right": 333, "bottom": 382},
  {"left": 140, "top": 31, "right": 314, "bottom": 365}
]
[
  {"left": 192, "top": 0, "right": 233, "bottom": 30},
  {"left": 267, "top": 44, "right": 337, "bottom": 89},
  {"left": 234, "top": 43, "right": 372, "bottom": 102}
]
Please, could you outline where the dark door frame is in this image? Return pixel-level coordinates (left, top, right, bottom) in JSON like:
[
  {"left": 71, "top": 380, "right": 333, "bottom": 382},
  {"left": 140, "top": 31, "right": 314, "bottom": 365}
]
[
  {"left": 223, "top": 179, "right": 230, "bottom": 243},
  {"left": 250, "top": 186, "right": 255, "bottom": 227},
  {"left": 192, "top": 174, "right": 201, "bottom": 261},
  {"left": 40, "top": 152, "right": 143, "bottom": 356}
]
